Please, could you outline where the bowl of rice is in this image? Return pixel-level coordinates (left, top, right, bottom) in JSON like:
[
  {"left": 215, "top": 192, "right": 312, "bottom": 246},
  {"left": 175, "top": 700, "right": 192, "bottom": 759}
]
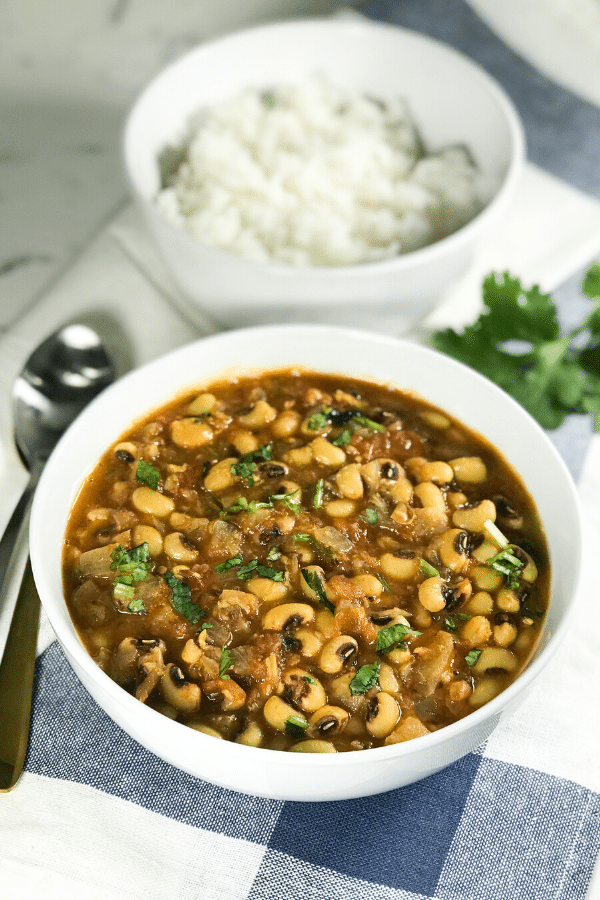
[{"left": 123, "top": 17, "right": 525, "bottom": 333}]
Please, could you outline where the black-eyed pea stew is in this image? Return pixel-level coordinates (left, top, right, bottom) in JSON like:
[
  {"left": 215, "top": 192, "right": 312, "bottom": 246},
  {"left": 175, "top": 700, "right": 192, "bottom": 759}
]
[{"left": 62, "top": 370, "right": 550, "bottom": 752}]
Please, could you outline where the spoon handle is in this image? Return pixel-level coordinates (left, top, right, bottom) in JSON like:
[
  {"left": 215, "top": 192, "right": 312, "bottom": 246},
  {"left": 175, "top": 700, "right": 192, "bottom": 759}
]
[{"left": 0, "top": 560, "right": 40, "bottom": 791}]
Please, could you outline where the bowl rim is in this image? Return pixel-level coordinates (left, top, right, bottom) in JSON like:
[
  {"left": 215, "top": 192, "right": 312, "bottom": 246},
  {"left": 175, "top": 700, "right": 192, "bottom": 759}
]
[
  {"left": 30, "top": 324, "right": 584, "bottom": 769},
  {"left": 123, "top": 16, "right": 526, "bottom": 281}
]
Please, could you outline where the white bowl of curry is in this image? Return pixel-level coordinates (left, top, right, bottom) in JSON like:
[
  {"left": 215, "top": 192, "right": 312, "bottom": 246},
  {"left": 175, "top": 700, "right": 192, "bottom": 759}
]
[{"left": 29, "top": 325, "right": 582, "bottom": 800}]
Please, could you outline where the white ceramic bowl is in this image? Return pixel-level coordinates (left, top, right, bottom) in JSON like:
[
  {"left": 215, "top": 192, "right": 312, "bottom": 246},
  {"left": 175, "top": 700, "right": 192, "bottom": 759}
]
[
  {"left": 30, "top": 326, "right": 582, "bottom": 801},
  {"left": 123, "top": 18, "right": 525, "bottom": 333}
]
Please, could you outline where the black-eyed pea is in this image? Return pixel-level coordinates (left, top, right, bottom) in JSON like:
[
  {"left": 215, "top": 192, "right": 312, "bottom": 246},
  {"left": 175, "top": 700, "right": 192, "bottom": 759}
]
[
  {"left": 272, "top": 409, "right": 300, "bottom": 438},
  {"left": 447, "top": 680, "right": 472, "bottom": 702},
  {"left": 470, "top": 540, "right": 498, "bottom": 564},
  {"left": 384, "top": 714, "right": 430, "bottom": 744},
  {"left": 263, "top": 695, "right": 305, "bottom": 732},
  {"left": 365, "top": 692, "right": 400, "bottom": 738},
  {"left": 131, "top": 486, "right": 175, "bottom": 518},
  {"left": 311, "top": 436, "right": 346, "bottom": 467},
  {"left": 449, "top": 456, "right": 487, "bottom": 484},
  {"left": 319, "top": 635, "right": 358, "bottom": 674},
  {"left": 386, "top": 646, "right": 413, "bottom": 667},
  {"left": 472, "top": 647, "right": 518, "bottom": 675},
  {"left": 460, "top": 615, "right": 492, "bottom": 647},
  {"left": 335, "top": 463, "right": 364, "bottom": 499},
  {"left": 188, "top": 723, "right": 223, "bottom": 739},
  {"left": 132, "top": 524, "right": 163, "bottom": 557},
  {"left": 378, "top": 662, "right": 399, "bottom": 694},
  {"left": 216, "top": 589, "right": 259, "bottom": 620},
  {"left": 466, "top": 590, "right": 494, "bottom": 615},
  {"left": 420, "top": 410, "right": 451, "bottom": 429},
  {"left": 325, "top": 499, "right": 357, "bottom": 518},
  {"left": 187, "top": 392, "right": 217, "bottom": 416},
  {"left": 314, "top": 609, "right": 336, "bottom": 638},
  {"left": 238, "top": 399, "right": 277, "bottom": 429},
  {"left": 468, "top": 676, "right": 503, "bottom": 708},
  {"left": 380, "top": 551, "right": 419, "bottom": 581},
  {"left": 439, "top": 528, "right": 471, "bottom": 574},
  {"left": 361, "top": 458, "right": 405, "bottom": 493},
  {"left": 262, "top": 602, "right": 315, "bottom": 631},
  {"left": 235, "top": 721, "right": 263, "bottom": 747},
  {"left": 163, "top": 531, "right": 198, "bottom": 562},
  {"left": 496, "top": 587, "right": 522, "bottom": 613},
  {"left": 408, "top": 458, "right": 453, "bottom": 485},
  {"left": 470, "top": 565, "right": 504, "bottom": 591},
  {"left": 160, "top": 664, "right": 201, "bottom": 714},
  {"left": 447, "top": 491, "right": 468, "bottom": 510},
  {"left": 452, "top": 499, "right": 497, "bottom": 532},
  {"left": 350, "top": 573, "right": 383, "bottom": 598},
  {"left": 512, "top": 629, "right": 535, "bottom": 655},
  {"left": 231, "top": 429, "right": 259, "bottom": 455},
  {"left": 369, "top": 607, "right": 411, "bottom": 629},
  {"left": 284, "top": 445, "right": 314, "bottom": 466},
  {"left": 418, "top": 575, "right": 447, "bottom": 613},
  {"left": 289, "top": 740, "right": 336, "bottom": 753},
  {"left": 294, "top": 628, "right": 323, "bottom": 657},
  {"left": 414, "top": 482, "right": 447, "bottom": 513},
  {"left": 389, "top": 476, "right": 413, "bottom": 503},
  {"left": 309, "top": 704, "right": 349, "bottom": 738},
  {"left": 204, "top": 677, "right": 246, "bottom": 711},
  {"left": 114, "top": 441, "right": 137, "bottom": 464},
  {"left": 204, "top": 458, "right": 238, "bottom": 492},
  {"left": 411, "top": 605, "right": 433, "bottom": 630},
  {"left": 170, "top": 417, "right": 214, "bottom": 449},
  {"left": 281, "top": 668, "right": 327, "bottom": 713},
  {"left": 493, "top": 621, "right": 518, "bottom": 647},
  {"left": 246, "top": 577, "right": 289, "bottom": 603}
]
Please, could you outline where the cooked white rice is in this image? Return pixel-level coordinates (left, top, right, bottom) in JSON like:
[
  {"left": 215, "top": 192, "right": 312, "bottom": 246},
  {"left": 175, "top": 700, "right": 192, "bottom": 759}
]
[{"left": 156, "top": 77, "right": 488, "bottom": 267}]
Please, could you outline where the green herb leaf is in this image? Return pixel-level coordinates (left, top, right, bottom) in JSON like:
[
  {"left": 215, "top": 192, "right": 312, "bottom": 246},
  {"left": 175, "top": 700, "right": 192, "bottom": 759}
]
[
  {"left": 292, "top": 534, "right": 333, "bottom": 557},
  {"left": 165, "top": 571, "right": 205, "bottom": 623},
  {"left": 113, "top": 580, "right": 135, "bottom": 602},
  {"left": 375, "top": 623, "right": 421, "bottom": 655},
  {"left": 465, "top": 649, "right": 483, "bottom": 667},
  {"left": 359, "top": 507, "right": 379, "bottom": 525},
  {"left": 267, "top": 546, "right": 282, "bottom": 561},
  {"left": 302, "top": 675, "right": 315, "bottom": 684},
  {"left": 377, "top": 573, "right": 391, "bottom": 593},
  {"left": 127, "top": 597, "right": 147, "bottom": 614},
  {"left": 285, "top": 714, "right": 309, "bottom": 738},
  {"left": 236, "top": 560, "right": 285, "bottom": 581},
  {"left": 434, "top": 266, "right": 600, "bottom": 432},
  {"left": 349, "top": 663, "right": 380, "bottom": 695},
  {"left": 219, "top": 647, "right": 236, "bottom": 679},
  {"left": 419, "top": 558, "right": 439, "bottom": 578},
  {"left": 214, "top": 553, "right": 243, "bottom": 574},
  {"left": 219, "top": 496, "right": 273, "bottom": 517},
  {"left": 110, "top": 543, "right": 151, "bottom": 582},
  {"left": 487, "top": 548, "right": 524, "bottom": 589},
  {"left": 332, "top": 428, "right": 353, "bottom": 446},
  {"left": 300, "top": 568, "right": 335, "bottom": 613},
  {"left": 313, "top": 479, "right": 324, "bottom": 509},
  {"left": 230, "top": 443, "right": 273, "bottom": 486},
  {"left": 136, "top": 460, "right": 160, "bottom": 490},
  {"left": 272, "top": 487, "right": 302, "bottom": 515},
  {"left": 444, "top": 613, "right": 470, "bottom": 633}
]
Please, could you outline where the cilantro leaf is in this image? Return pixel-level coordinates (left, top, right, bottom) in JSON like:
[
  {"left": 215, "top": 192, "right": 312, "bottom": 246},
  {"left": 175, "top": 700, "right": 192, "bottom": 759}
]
[
  {"left": 285, "top": 714, "right": 309, "bottom": 738},
  {"left": 419, "top": 558, "right": 439, "bottom": 578},
  {"left": 214, "top": 553, "right": 243, "bottom": 574},
  {"left": 218, "top": 647, "right": 236, "bottom": 679},
  {"left": 359, "top": 507, "right": 379, "bottom": 525},
  {"left": 444, "top": 613, "right": 470, "bottom": 633},
  {"left": 375, "top": 623, "right": 421, "bottom": 655},
  {"left": 465, "top": 649, "right": 483, "bottom": 667},
  {"left": 487, "top": 548, "right": 524, "bottom": 589},
  {"left": 236, "top": 560, "right": 285, "bottom": 581},
  {"left": 127, "top": 597, "right": 147, "bottom": 614},
  {"left": 110, "top": 543, "right": 150, "bottom": 582},
  {"left": 313, "top": 479, "right": 324, "bottom": 509},
  {"left": 349, "top": 663, "right": 380, "bottom": 695},
  {"left": 230, "top": 443, "right": 273, "bottom": 486},
  {"left": 300, "top": 568, "right": 335, "bottom": 613},
  {"left": 164, "top": 571, "right": 205, "bottom": 623},
  {"left": 434, "top": 266, "right": 600, "bottom": 432},
  {"left": 136, "top": 460, "right": 160, "bottom": 490}
]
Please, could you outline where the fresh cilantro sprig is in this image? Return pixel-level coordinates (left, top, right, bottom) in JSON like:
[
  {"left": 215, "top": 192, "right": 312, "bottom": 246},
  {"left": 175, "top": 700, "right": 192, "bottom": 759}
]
[
  {"left": 110, "top": 543, "right": 151, "bottom": 611},
  {"left": 349, "top": 663, "right": 380, "bottom": 695},
  {"left": 219, "top": 647, "right": 236, "bottom": 679},
  {"left": 230, "top": 443, "right": 273, "bottom": 486},
  {"left": 300, "top": 568, "right": 335, "bottom": 613},
  {"left": 434, "top": 265, "right": 600, "bottom": 431},
  {"left": 214, "top": 555, "right": 285, "bottom": 582},
  {"left": 136, "top": 460, "right": 160, "bottom": 489},
  {"left": 375, "top": 623, "right": 422, "bottom": 656},
  {"left": 487, "top": 547, "right": 524, "bottom": 590},
  {"left": 306, "top": 407, "right": 385, "bottom": 439}
]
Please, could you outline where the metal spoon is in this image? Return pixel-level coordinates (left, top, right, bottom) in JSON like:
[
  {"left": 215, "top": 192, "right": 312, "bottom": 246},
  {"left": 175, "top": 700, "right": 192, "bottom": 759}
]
[{"left": 0, "top": 324, "right": 115, "bottom": 792}]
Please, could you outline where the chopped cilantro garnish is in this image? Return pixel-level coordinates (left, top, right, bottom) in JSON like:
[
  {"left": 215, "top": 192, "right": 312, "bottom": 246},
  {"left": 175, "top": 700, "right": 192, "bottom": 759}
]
[
  {"left": 434, "top": 265, "right": 600, "bottom": 432},
  {"left": 292, "top": 534, "right": 333, "bottom": 556},
  {"left": 306, "top": 407, "right": 385, "bottom": 441},
  {"left": 219, "top": 496, "right": 273, "bottom": 517},
  {"left": 267, "top": 546, "right": 282, "bottom": 561},
  {"left": 300, "top": 568, "right": 335, "bottom": 613},
  {"left": 465, "top": 649, "right": 483, "bottom": 667},
  {"left": 444, "top": 613, "right": 470, "bottom": 633},
  {"left": 127, "top": 597, "right": 147, "bottom": 614},
  {"left": 272, "top": 487, "right": 302, "bottom": 515},
  {"left": 306, "top": 411, "right": 330, "bottom": 432},
  {"left": 164, "top": 571, "right": 205, "bottom": 623},
  {"left": 313, "top": 479, "right": 324, "bottom": 509},
  {"left": 377, "top": 573, "right": 391, "bottom": 593},
  {"left": 487, "top": 548, "right": 524, "bottom": 589},
  {"left": 332, "top": 428, "right": 353, "bottom": 446},
  {"left": 302, "top": 675, "right": 315, "bottom": 684},
  {"left": 285, "top": 714, "right": 309, "bottom": 738},
  {"left": 214, "top": 553, "right": 243, "bottom": 574},
  {"left": 359, "top": 507, "right": 379, "bottom": 525},
  {"left": 230, "top": 443, "right": 273, "bottom": 486},
  {"left": 136, "top": 460, "right": 160, "bottom": 490},
  {"left": 110, "top": 543, "right": 151, "bottom": 588},
  {"left": 218, "top": 647, "right": 236, "bottom": 680},
  {"left": 349, "top": 662, "right": 380, "bottom": 696},
  {"left": 113, "top": 580, "right": 135, "bottom": 602},
  {"left": 419, "top": 558, "right": 439, "bottom": 578},
  {"left": 375, "top": 623, "right": 421, "bottom": 655},
  {"left": 236, "top": 560, "right": 285, "bottom": 581}
]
